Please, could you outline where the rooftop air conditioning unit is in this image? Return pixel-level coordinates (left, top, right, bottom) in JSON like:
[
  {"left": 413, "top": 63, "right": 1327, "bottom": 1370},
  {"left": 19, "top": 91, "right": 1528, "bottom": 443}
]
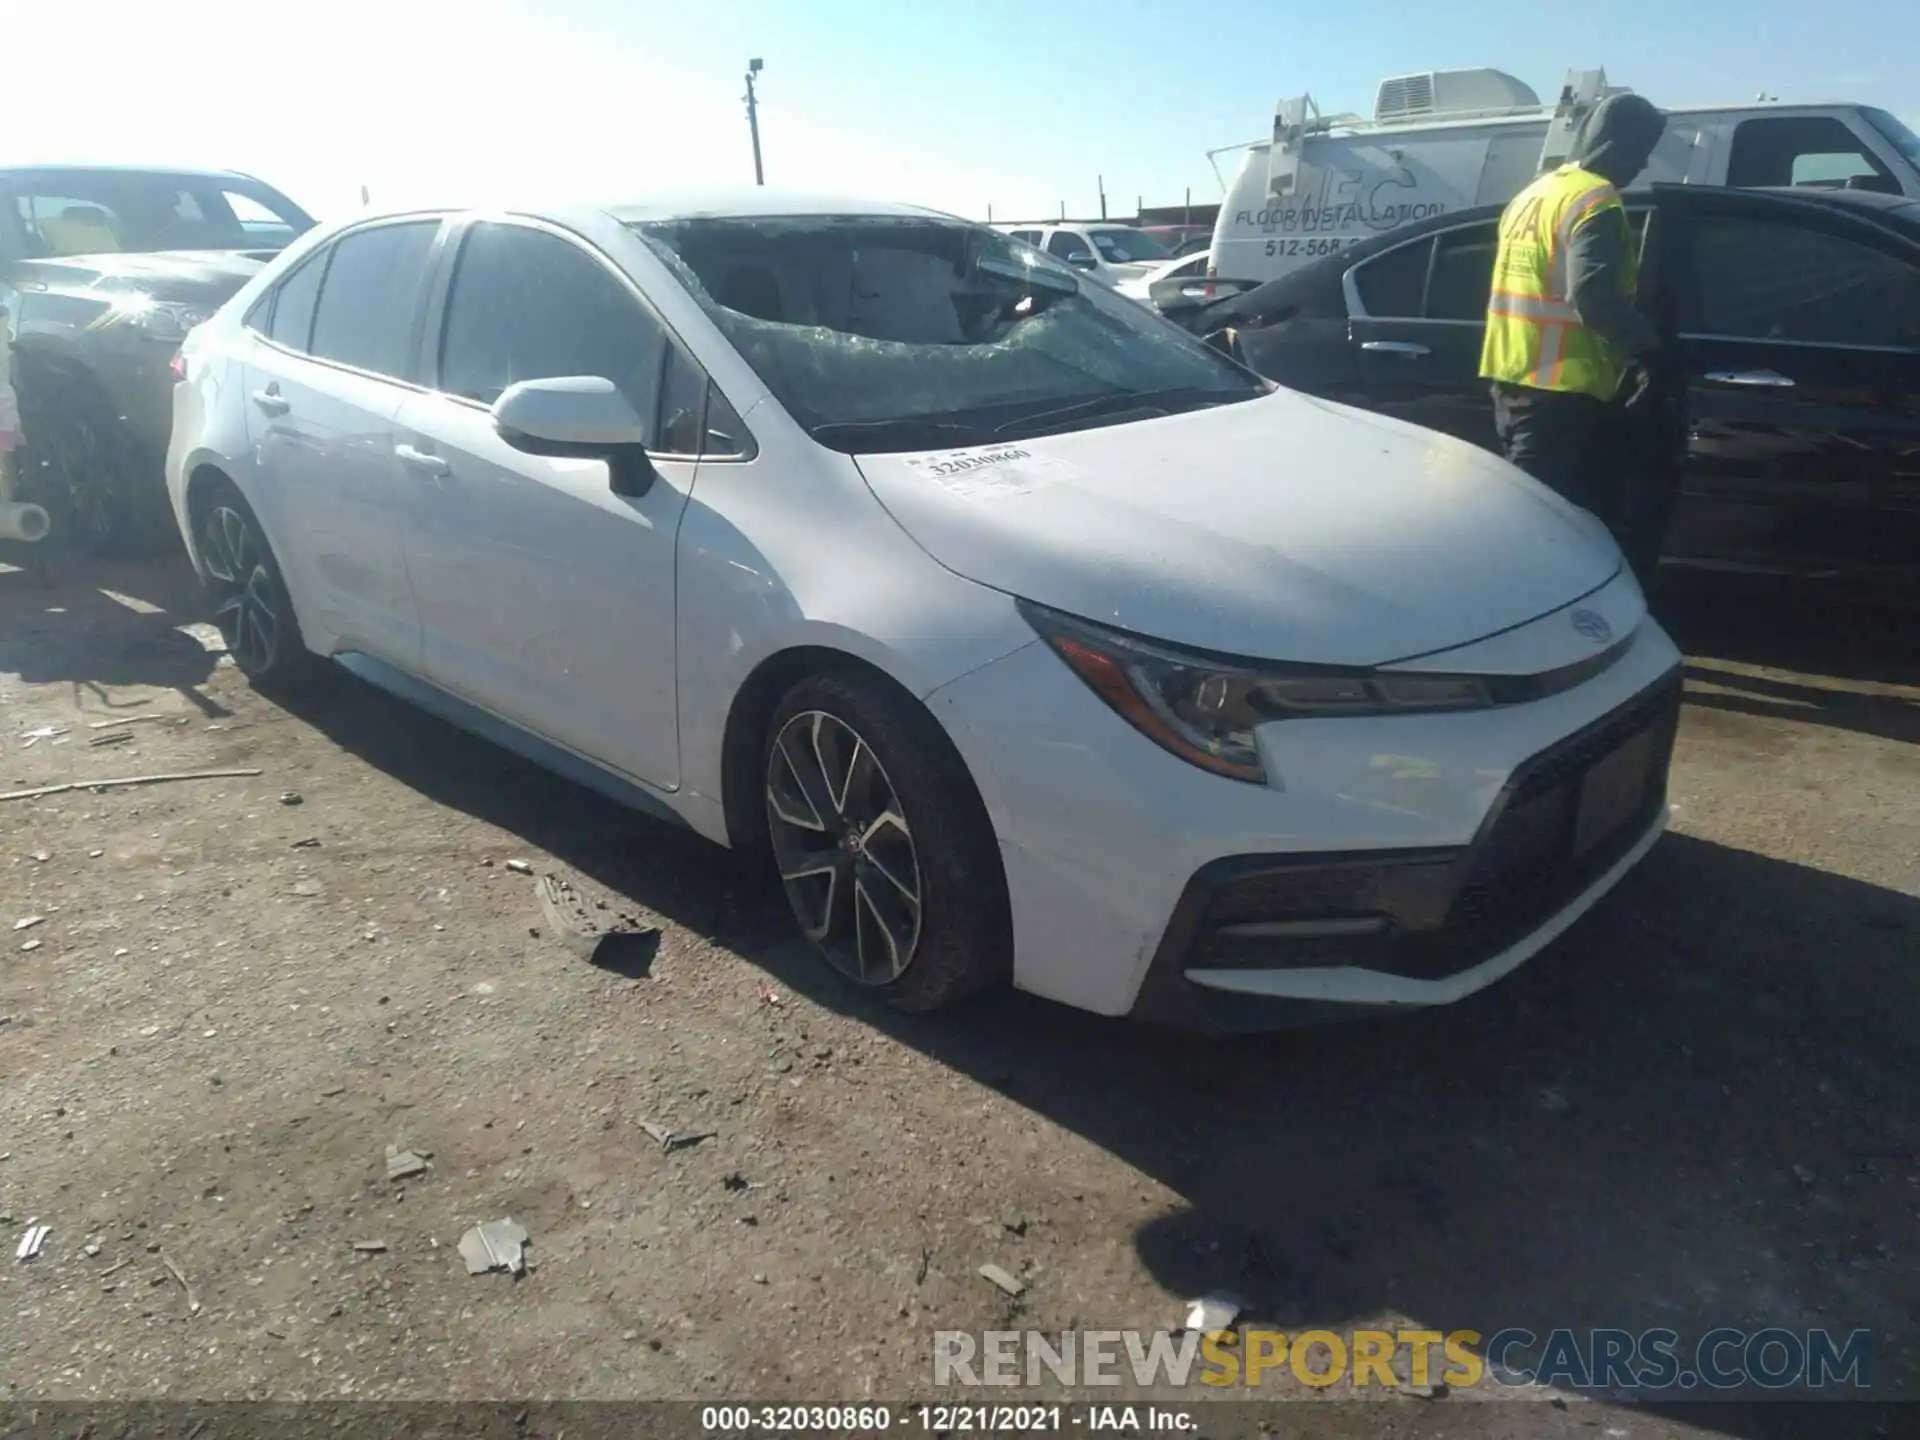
[{"left": 1375, "top": 68, "right": 1541, "bottom": 123}]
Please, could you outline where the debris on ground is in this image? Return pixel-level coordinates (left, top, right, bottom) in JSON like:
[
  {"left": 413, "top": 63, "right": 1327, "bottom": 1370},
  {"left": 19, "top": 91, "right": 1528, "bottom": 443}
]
[
  {"left": 28, "top": 851, "right": 49, "bottom": 863},
  {"left": 291, "top": 838, "right": 321, "bottom": 849},
  {"left": 459, "top": 1218, "right": 529, "bottom": 1276},
  {"left": 13, "top": 915, "right": 45, "bottom": 932},
  {"left": 89, "top": 730, "right": 134, "bottom": 749},
  {"left": 0, "top": 769, "right": 264, "bottom": 804},
  {"left": 159, "top": 1251, "right": 200, "bottom": 1314},
  {"left": 978, "top": 1263, "right": 1025, "bottom": 1297},
  {"left": 535, "top": 873, "right": 659, "bottom": 968},
  {"left": 722, "top": 1171, "right": 761, "bottom": 1192},
  {"left": 505, "top": 859, "right": 533, "bottom": 875},
  {"left": 18, "top": 726, "right": 68, "bottom": 748},
  {"left": 385, "top": 1146, "right": 431, "bottom": 1182},
  {"left": 352, "top": 1240, "right": 388, "bottom": 1253},
  {"left": 87, "top": 714, "right": 172, "bottom": 731},
  {"left": 1183, "top": 1292, "right": 1245, "bottom": 1334},
  {"left": 279, "top": 791, "right": 303, "bottom": 806},
  {"left": 1001, "top": 1212, "right": 1029, "bottom": 1237},
  {"left": 15, "top": 1223, "right": 49, "bottom": 1261},
  {"left": 639, "top": 1118, "right": 716, "bottom": 1153},
  {"left": 756, "top": 983, "right": 784, "bottom": 1007},
  {"left": 19, "top": 939, "right": 41, "bottom": 953}
]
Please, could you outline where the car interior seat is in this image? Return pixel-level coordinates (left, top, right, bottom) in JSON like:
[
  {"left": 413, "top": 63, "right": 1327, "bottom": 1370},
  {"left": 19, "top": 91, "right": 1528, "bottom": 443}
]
[{"left": 38, "top": 206, "right": 123, "bottom": 255}]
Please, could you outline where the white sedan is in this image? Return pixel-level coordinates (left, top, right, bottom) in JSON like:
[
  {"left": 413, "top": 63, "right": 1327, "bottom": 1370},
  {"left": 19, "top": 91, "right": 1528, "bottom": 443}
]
[{"left": 167, "top": 192, "right": 1681, "bottom": 1029}]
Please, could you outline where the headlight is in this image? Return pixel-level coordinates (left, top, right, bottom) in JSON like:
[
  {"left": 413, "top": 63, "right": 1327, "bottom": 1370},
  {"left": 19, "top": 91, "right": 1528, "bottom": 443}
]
[
  {"left": 86, "top": 295, "right": 214, "bottom": 343},
  {"left": 1019, "top": 601, "right": 1495, "bottom": 785}
]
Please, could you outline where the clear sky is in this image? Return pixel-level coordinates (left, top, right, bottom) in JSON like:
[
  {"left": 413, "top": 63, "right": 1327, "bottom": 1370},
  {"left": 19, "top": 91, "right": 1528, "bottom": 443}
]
[{"left": 9, "top": 0, "right": 1917, "bottom": 222}]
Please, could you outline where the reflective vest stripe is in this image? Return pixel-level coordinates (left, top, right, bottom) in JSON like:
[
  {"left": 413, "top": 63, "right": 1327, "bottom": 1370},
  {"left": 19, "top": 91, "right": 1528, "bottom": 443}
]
[
  {"left": 1556, "top": 186, "right": 1617, "bottom": 248},
  {"left": 1488, "top": 290, "right": 1582, "bottom": 323}
]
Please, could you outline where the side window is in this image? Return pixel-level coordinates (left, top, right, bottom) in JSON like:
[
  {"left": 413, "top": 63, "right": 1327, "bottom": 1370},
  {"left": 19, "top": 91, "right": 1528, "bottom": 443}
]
[
  {"left": 438, "top": 222, "right": 667, "bottom": 437},
  {"left": 308, "top": 222, "right": 437, "bottom": 378},
  {"left": 222, "top": 189, "right": 301, "bottom": 248},
  {"left": 1009, "top": 229, "right": 1040, "bottom": 246},
  {"left": 703, "top": 384, "right": 752, "bottom": 458},
  {"left": 1423, "top": 225, "right": 1499, "bottom": 321},
  {"left": 1678, "top": 216, "right": 1920, "bottom": 347},
  {"left": 1046, "top": 231, "right": 1084, "bottom": 260},
  {"left": 264, "top": 252, "right": 328, "bottom": 353},
  {"left": 1350, "top": 237, "right": 1431, "bottom": 317},
  {"left": 1725, "top": 117, "right": 1897, "bottom": 193},
  {"left": 657, "top": 345, "right": 706, "bottom": 455}
]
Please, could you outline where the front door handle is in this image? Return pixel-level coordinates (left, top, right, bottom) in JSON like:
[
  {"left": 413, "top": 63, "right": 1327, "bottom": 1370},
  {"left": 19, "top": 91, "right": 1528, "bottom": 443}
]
[
  {"left": 1361, "top": 340, "right": 1431, "bottom": 358},
  {"left": 250, "top": 388, "right": 290, "bottom": 416},
  {"left": 1704, "top": 369, "right": 1795, "bottom": 388},
  {"left": 395, "top": 443, "right": 451, "bottom": 479}
]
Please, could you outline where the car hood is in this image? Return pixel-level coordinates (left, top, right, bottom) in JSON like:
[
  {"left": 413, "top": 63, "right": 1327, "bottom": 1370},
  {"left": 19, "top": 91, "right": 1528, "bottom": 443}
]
[
  {"left": 8, "top": 250, "right": 270, "bottom": 305},
  {"left": 853, "top": 389, "right": 1622, "bottom": 666}
]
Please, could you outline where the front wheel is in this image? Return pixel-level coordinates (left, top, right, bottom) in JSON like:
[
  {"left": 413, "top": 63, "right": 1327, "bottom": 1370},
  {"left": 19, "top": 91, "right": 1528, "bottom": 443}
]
[{"left": 764, "top": 670, "right": 1010, "bottom": 1012}]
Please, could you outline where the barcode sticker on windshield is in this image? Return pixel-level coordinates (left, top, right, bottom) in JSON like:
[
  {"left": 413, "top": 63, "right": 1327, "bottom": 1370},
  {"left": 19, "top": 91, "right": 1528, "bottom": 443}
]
[{"left": 903, "top": 446, "right": 1082, "bottom": 498}]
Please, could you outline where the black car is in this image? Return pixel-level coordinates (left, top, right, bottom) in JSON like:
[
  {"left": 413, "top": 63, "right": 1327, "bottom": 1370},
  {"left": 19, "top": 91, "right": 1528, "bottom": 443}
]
[
  {"left": 1177, "top": 184, "right": 1920, "bottom": 588},
  {"left": 2, "top": 166, "right": 315, "bottom": 553}
]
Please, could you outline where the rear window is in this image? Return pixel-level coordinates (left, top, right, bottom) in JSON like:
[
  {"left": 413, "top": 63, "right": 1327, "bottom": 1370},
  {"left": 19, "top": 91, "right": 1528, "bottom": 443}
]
[
  {"left": 308, "top": 222, "right": 438, "bottom": 379},
  {"left": 633, "top": 214, "right": 1263, "bottom": 452}
]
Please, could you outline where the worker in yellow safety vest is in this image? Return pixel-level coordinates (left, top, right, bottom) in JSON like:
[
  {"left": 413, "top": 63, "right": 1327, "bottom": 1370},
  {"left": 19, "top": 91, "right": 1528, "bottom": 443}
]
[{"left": 1480, "top": 94, "right": 1666, "bottom": 527}]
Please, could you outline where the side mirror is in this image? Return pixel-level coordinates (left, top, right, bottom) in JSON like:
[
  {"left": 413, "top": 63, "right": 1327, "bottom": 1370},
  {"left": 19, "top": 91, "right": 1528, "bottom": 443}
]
[
  {"left": 1064, "top": 250, "right": 1098, "bottom": 270},
  {"left": 492, "top": 376, "right": 657, "bottom": 498}
]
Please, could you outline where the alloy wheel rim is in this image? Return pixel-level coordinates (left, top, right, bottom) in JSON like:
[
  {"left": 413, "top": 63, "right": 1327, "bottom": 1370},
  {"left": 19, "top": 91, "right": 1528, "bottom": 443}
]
[
  {"left": 200, "top": 505, "right": 279, "bottom": 674},
  {"left": 766, "top": 710, "right": 924, "bottom": 985}
]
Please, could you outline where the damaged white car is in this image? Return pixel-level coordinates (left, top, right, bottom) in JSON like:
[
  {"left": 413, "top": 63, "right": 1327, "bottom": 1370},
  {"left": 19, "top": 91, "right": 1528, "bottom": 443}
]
[{"left": 167, "top": 193, "right": 1681, "bottom": 1028}]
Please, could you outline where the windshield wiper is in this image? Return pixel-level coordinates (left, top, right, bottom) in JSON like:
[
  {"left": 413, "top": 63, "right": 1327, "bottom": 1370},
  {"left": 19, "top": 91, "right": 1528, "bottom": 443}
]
[
  {"left": 992, "top": 385, "right": 1257, "bottom": 440},
  {"left": 807, "top": 416, "right": 990, "bottom": 453}
]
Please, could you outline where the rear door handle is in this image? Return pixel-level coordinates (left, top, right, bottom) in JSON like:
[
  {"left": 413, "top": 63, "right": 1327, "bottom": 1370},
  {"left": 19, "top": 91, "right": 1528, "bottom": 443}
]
[
  {"left": 1360, "top": 340, "right": 1431, "bottom": 358},
  {"left": 250, "top": 389, "right": 290, "bottom": 416},
  {"left": 395, "top": 443, "right": 451, "bottom": 479},
  {"left": 1705, "top": 369, "right": 1795, "bottom": 388}
]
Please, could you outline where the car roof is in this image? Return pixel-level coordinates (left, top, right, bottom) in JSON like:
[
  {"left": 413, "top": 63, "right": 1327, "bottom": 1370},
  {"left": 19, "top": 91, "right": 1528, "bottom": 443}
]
[
  {"left": 0, "top": 163, "right": 249, "bottom": 182},
  {"left": 600, "top": 190, "right": 955, "bottom": 224}
]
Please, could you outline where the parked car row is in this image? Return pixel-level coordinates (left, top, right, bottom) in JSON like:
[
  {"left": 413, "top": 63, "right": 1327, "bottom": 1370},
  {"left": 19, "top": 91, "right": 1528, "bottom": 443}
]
[
  {"left": 165, "top": 192, "right": 1682, "bottom": 1028},
  {"left": 1164, "top": 183, "right": 1920, "bottom": 589}
]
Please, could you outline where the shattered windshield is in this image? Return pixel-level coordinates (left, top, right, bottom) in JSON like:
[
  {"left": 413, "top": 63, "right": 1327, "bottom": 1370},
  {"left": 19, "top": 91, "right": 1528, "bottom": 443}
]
[
  {"left": 632, "top": 214, "right": 1263, "bottom": 452},
  {"left": 1089, "top": 227, "right": 1170, "bottom": 262},
  {"left": 5, "top": 170, "right": 316, "bottom": 258}
]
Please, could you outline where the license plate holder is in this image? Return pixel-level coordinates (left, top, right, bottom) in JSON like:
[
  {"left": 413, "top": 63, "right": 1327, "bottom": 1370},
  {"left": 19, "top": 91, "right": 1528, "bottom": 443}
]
[{"left": 1573, "top": 728, "right": 1656, "bottom": 859}]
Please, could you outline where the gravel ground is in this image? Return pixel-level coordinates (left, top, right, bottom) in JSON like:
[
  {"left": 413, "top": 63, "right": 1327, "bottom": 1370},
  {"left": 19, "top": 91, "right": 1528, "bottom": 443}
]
[{"left": 1, "top": 550, "right": 1915, "bottom": 1439}]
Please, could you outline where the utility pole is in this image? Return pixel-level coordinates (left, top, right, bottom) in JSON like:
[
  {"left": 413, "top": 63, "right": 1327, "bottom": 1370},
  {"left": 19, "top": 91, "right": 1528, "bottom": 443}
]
[{"left": 744, "top": 58, "right": 766, "bottom": 186}]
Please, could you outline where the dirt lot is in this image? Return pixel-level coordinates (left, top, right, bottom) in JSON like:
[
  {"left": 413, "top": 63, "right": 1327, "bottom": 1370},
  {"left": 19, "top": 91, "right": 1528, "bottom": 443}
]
[{"left": 1, "top": 548, "right": 1915, "bottom": 1438}]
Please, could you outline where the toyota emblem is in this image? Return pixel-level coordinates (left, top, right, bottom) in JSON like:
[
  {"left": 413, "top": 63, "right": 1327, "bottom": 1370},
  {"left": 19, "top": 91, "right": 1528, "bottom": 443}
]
[{"left": 1570, "top": 609, "right": 1612, "bottom": 644}]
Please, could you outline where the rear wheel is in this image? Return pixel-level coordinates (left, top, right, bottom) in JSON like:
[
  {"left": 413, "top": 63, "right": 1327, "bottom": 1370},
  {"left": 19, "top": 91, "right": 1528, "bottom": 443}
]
[
  {"left": 764, "top": 670, "right": 1010, "bottom": 1012},
  {"left": 193, "top": 483, "right": 317, "bottom": 690},
  {"left": 24, "top": 369, "right": 174, "bottom": 557}
]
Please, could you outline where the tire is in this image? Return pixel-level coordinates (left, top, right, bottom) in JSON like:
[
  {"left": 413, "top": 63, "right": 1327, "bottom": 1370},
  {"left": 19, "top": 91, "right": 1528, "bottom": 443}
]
[
  {"left": 763, "top": 669, "right": 1011, "bottom": 1012},
  {"left": 190, "top": 481, "right": 319, "bottom": 692},
  {"left": 21, "top": 368, "right": 175, "bottom": 558}
]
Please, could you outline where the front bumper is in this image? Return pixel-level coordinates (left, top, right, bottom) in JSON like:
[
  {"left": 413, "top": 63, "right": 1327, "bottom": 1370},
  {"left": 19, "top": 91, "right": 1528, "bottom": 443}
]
[
  {"left": 1129, "top": 671, "right": 1679, "bottom": 1029},
  {"left": 924, "top": 571, "right": 1683, "bottom": 1025}
]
